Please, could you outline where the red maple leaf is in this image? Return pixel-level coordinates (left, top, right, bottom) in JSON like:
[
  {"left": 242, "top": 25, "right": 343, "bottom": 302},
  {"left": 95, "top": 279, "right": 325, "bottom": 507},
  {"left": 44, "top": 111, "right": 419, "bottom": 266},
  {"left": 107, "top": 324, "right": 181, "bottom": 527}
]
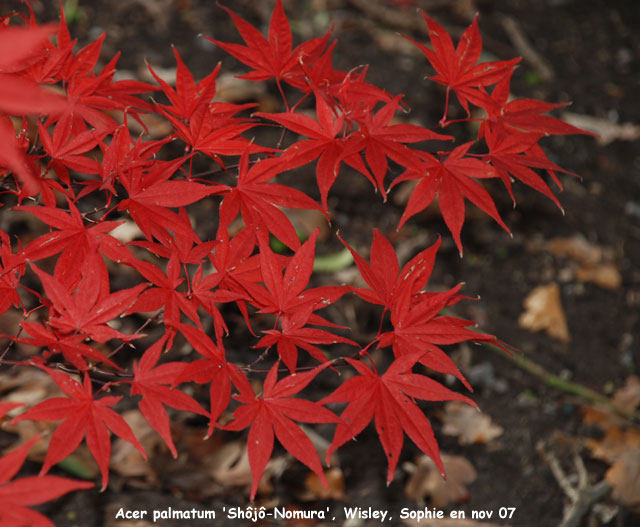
[
  {"left": 255, "top": 94, "right": 368, "bottom": 212},
  {"left": 246, "top": 229, "right": 347, "bottom": 328},
  {"left": 478, "top": 71, "right": 597, "bottom": 139},
  {"left": 12, "top": 365, "right": 146, "bottom": 490},
  {"left": 392, "top": 142, "right": 508, "bottom": 256},
  {"left": 255, "top": 304, "right": 358, "bottom": 373},
  {"left": 16, "top": 199, "right": 125, "bottom": 289},
  {"left": 0, "top": 436, "right": 93, "bottom": 527},
  {"left": 378, "top": 281, "right": 495, "bottom": 390},
  {"left": 173, "top": 323, "right": 247, "bottom": 437},
  {"left": 321, "top": 351, "right": 475, "bottom": 483},
  {"left": 126, "top": 251, "right": 201, "bottom": 330},
  {"left": 32, "top": 255, "right": 147, "bottom": 345},
  {"left": 352, "top": 96, "right": 452, "bottom": 196},
  {"left": 16, "top": 320, "right": 121, "bottom": 372},
  {"left": 147, "top": 47, "right": 220, "bottom": 122},
  {"left": 0, "top": 229, "right": 24, "bottom": 317},
  {"left": 205, "top": 0, "right": 330, "bottom": 91},
  {"left": 483, "top": 125, "right": 578, "bottom": 209},
  {"left": 406, "top": 12, "right": 519, "bottom": 123},
  {"left": 117, "top": 157, "right": 227, "bottom": 242},
  {"left": 224, "top": 361, "right": 339, "bottom": 500},
  {"left": 130, "top": 335, "right": 208, "bottom": 457},
  {"left": 218, "top": 150, "right": 324, "bottom": 251},
  {"left": 339, "top": 230, "right": 442, "bottom": 314}
]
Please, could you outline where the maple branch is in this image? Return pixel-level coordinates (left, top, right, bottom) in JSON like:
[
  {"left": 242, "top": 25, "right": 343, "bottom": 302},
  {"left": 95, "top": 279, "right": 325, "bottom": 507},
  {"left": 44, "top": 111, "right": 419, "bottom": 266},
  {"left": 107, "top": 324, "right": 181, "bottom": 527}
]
[
  {"left": 0, "top": 326, "right": 22, "bottom": 364},
  {"left": 106, "top": 311, "right": 161, "bottom": 359},
  {"left": 487, "top": 341, "right": 640, "bottom": 422}
]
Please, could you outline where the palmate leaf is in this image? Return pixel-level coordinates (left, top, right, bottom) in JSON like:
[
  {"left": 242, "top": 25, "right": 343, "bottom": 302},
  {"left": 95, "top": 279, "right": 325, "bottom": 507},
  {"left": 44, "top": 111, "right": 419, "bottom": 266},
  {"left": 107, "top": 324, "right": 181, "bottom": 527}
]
[
  {"left": 0, "top": 436, "right": 93, "bottom": 527},
  {"left": 321, "top": 352, "right": 475, "bottom": 483},
  {"left": 205, "top": 0, "right": 330, "bottom": 87},
  {"left": 406, "top": 11, "right": 519, "bottom": 123},
  {"left": 218, "top": 151, "right": 325, "bottom": 252},
  {"left": 11, "top": 364, "right": 146, "bottom": 490},
  {"left": 131, "top": 335, "right": 208, "bottom": 457},
  {"left": 255, "top": 94, "right": 367, "bottom": 212},
  {"left": 391, "top": 142, "right": 508, "bottom": 256},
  {"left": 224, "top": 361, "right": 339, "bottom": 499},
  {"left": 338, "top": 230, "right": 442, "bottom": 313}
]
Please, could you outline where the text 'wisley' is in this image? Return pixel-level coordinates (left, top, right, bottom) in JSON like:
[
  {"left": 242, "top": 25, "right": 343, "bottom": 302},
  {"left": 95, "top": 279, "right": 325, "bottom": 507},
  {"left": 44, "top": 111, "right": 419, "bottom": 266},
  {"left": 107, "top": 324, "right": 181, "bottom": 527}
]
[{"left": 344, "top": 507, "right": 389, "bottom": 522}]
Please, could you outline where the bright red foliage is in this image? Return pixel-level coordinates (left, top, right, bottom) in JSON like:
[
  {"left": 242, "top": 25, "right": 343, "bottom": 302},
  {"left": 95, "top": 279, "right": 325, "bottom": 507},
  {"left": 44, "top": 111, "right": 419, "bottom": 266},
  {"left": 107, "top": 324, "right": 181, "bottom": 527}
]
[{"left": 0, "top": 1, "right": 592, "bottom": 519}]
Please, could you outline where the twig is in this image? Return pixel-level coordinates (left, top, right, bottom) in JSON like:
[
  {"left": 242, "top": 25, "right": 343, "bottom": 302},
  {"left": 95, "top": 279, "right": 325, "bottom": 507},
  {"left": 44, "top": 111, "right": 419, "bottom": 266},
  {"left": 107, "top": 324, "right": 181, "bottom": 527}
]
[
  {"left": 345, "top": 0, "right": 515, "bottom": 59},
  {"left": 500, "top": 15, "right": 555, "bottom": 82},
  {"left": 537, "top": 440, "right": 614, "bottom": 527}
]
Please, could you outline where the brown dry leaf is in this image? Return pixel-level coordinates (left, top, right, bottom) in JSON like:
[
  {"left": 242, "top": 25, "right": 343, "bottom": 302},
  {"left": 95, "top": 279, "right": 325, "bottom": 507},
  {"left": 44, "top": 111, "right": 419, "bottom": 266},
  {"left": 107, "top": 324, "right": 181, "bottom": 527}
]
[
  {"left": 215, "top": 72, "right": 278, "bottom": 111},
  {"left": 302, "top": 467, "right": 346, "bottom": 501},
  {"left": 1, "top": 369, "right": 65, "bottom": 459},
  {"left": 575, "top": 263, "right": 622, "bottom": 290},
  {"left": 127, "top": 112, "right": 173, "bottom": 138},
  {"left": 441, "top": 402, "right": 503, "bottom": 445},
  {"left": 110, "top": 410, "right": 162, "bottom": 480},
  {"left": 404, "top": 454, "right": 477, "bottom": 508},
  {"left": 545, "top": 234, "right": 609, "bottom": 265},
  {"left": 544, "top": 234, "right": 621, "bottom": 290},
  {"left": 586, "top": 426, "right": 640, "bottom": 464},
  {"left": 518, "top": 283, "right": 570, "bottom": 343},
  {"left": 612, "top": 375, "right": 640, "bottom": 414},
  {"left": 207, "top": 440, "right": 289, "bottom": 497},
  {"left": 580, "top": 405, "right": 622, "bottom": 430},
  {"left": 605, "top": 448, "right": 640, "bottom": 512}
]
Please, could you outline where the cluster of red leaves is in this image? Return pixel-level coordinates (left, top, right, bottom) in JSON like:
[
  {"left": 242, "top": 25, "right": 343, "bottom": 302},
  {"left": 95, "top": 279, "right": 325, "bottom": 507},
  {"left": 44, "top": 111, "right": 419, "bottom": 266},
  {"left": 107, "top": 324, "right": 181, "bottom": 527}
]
[{"left": 0, "top": 1, "right": 591, "bottom": 521}]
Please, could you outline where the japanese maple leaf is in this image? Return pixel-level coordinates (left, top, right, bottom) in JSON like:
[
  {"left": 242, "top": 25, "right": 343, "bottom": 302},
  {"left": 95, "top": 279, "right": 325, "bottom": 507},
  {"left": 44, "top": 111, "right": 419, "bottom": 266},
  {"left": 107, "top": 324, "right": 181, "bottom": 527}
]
[
  {"left": 117, "top": 158, "right": 227, "bottom": 242},
  {"left": 321, "top": 352, "right": 475, "bottom": 483},
  {"left": 127, "top": 208, "right": 216, "bottom": 266},
  {"left": 224, "top": 361, "right": 339, "bottom": 499},
  {"left": 0, "top": 229, "right": 24, "bottom": 316},
  {"left": 47, "top": 33, "right": 156, "bottom": 134},
  {"left": 339, "top": 230, "right": 443, "bottom": 315},
  {"left": 377, "top": 279, "right": 493, "bottom": 390},
  {"left": 483, "top": 125, "right": 577, "bottom": 209},
  {"left": 407, "top": 12, "right": 519, "bottom": 123},
  {"left": 16, "top": 199, "right": 125, "bottom": 288},
  {"left": 126, "top": 251, "right": 201, "bottom": 330},
  {"left": 12, "top": 365, "right": 146, "bottom": 490},
  {"left": 478, "top": 71, "right": 597, "bottom": 139},
  {"left": 0, "top": 436, "right": 93, "bottom": 527},
  {"left": 32, "top": 257, "right": 148, "bottom": 344},
  {"left": 147, "top": 44, "right": 268, "bottom": 161},
  {"left": 0, "top": 23, "right": 58, "bottom": 74},
  {"left": 206, "top": 0, "right": 330, "bottom": 90},
  {"left": 130, "top": 336, "right": 208, "bottom": 457},
  {"left": 193, "top": 227, "right": 263, "bottom": 338},
  {"left": 219, "top": 150, "right": 326, "bottom": 251},
  {"left": 37, "top": 121, "right": 107, "bottom": 175},
  {"left": 249, "top": 229, "right": 346, "bottom": 325},
  {"left": 353, "top": 96, "right": 452, "bottom": 196},
  {"left": 17, "top": 320, "right": 121, "bottom": 372},
  {"left": 173, "top": 324, "right": 247, "bottom": 437},
  {"left": 256, "top": 303, "right": 358, "bottom": 373},
  {"left": 0, "top": 116, "right": 40, "bottom": 198},
  {"left": 147, "top": 47, "right": 220, "bottom": 121},
  {"left": 392, "top": 142, "right": 508, "bottom": 256},
  {"left": 255, "top": 94, "right": 367, "bottom": 211},
  {"left": 90, "top": 120, "right": 170, "bottom": 197}
]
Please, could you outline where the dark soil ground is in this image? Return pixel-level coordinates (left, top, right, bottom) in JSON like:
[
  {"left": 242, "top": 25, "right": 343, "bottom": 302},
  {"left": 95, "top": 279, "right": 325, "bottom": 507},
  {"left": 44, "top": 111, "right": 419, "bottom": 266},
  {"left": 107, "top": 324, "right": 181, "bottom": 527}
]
[{"left": 2, "top": 1, "right": 640, "bottom": 526}]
